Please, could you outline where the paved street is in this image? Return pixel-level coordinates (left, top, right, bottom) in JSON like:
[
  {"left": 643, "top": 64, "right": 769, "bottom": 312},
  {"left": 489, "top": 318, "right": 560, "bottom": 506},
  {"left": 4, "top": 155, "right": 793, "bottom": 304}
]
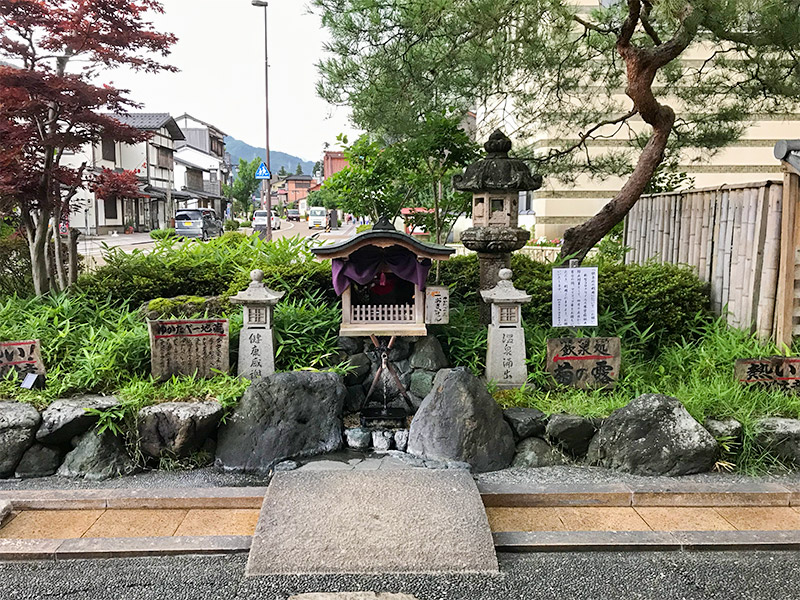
[
  {"left": 79, "top": 221, "right": 356, "bottom": 268},
  {"left": 1, "top": 551, "right": 799, "bottom": 600}
]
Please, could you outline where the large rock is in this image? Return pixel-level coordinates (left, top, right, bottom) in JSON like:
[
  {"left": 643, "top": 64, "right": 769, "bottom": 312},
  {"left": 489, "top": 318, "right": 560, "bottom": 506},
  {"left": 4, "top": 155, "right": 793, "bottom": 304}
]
[
  {"left": 512, "top": 437, "right": 568, "bottom": 467},
  {"left": 58, "top": 430, "right": 138, "bottom": 481},
  {"left": 36, "top": 395, "right": 118, "bottom": 445},
  {"left": 503, "top": 407, "right": 547, "bottom": 440},
  {"left": 705, "top": 417, "right": 743, "bottom": 442},
  {"left": 754, "top": 418, "right": 800, "bottom": 463},
  {"left": 0, "top": 402, "right": 41, "bottom": 478},
  {"left": 216, "top": 371, "right": 346, "bottom": 473},
  {"left": 407, "top": 368, "right": 514, "bottom": 472},
  {"left": 586, "top": 394, "right": 717, "bottom": 476},
  {"left": 409, "top": 369, "right": 436, "bottom": 398},
  {"left": 344, "top": 353, "right": 371, "bottom": 386},
  {"left": 344, "top": 385, "right": 366, "bottom": 414},
  {"left": 409, "top": 336, "right": 449, "bottom": 371},
  {"left": 337, "top": 336, "right": 362, "bottom": 356},
  {"left": 546, "top": 414, "right": 596, "bottom": 457},
  {"left": 15, "top": 443, "right": 65, "bottom": 478},
  {"left": 137, "top": 401, "right": 223, "bottom": 459},
  {"left": 361, "top": 360, "right": 411, "bottom": 403}
]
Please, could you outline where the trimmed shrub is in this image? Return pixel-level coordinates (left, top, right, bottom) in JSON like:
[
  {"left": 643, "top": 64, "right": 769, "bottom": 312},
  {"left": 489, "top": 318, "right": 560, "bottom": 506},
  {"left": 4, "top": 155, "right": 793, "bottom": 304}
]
[
  {"left": 223, "top": 260, "right": 338, "bottom": 305},
  {"left": 149, "top": 228, "right": 176, "bottom": 240},
  {"left": 76, "top": 234, "right": 326, "bottom": 306},
  {"left": 224, "top": 219, "right": 240, "bottom": 231},
  {"left": 435, "top": 253, "right": 710, "bottom": 349}
]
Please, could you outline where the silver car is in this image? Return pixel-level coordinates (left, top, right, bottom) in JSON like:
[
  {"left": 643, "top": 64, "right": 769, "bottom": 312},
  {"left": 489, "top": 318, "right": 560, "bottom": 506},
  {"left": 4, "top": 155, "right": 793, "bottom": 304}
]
[{"left": 175, "top": 209, "right": 223, "bottom": 240}]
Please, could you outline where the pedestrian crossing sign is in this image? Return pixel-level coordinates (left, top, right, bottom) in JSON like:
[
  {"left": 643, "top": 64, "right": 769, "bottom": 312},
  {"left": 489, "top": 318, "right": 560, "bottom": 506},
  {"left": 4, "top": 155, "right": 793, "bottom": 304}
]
[{"left": 254, "top": 162, "right": 271, "bottom": 180}]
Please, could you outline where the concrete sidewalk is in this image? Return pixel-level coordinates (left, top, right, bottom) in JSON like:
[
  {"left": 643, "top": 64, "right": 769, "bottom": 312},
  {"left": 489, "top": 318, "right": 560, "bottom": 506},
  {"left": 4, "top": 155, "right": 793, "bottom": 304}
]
[{"left": 4, "top": 476, "right": 800, "bottom": 561}]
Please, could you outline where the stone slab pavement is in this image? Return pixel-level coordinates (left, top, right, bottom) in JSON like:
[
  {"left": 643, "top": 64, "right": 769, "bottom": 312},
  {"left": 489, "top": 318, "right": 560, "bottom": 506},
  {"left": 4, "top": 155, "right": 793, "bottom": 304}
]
[{"left": 246, "top": 469, "right": 498, "bottom": 576}]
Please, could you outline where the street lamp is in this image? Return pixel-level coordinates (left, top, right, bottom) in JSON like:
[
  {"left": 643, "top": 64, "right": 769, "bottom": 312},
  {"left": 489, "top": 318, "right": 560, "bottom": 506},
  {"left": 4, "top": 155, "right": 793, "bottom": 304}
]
[{"left": 252, "top": 0, "right": 272, "bottom": 241}]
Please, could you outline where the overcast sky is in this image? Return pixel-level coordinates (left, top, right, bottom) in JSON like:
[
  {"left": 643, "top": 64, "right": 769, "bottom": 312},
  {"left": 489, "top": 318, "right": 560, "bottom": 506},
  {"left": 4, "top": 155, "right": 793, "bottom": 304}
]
[{"left": 104, "top": 0, "right": 359, "bottom": 161}]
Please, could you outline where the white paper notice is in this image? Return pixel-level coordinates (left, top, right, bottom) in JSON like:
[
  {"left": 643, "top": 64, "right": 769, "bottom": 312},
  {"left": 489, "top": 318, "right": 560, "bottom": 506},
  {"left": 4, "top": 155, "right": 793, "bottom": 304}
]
[{"left": 552, "top": 267, "right": 599, "bottom": 327}]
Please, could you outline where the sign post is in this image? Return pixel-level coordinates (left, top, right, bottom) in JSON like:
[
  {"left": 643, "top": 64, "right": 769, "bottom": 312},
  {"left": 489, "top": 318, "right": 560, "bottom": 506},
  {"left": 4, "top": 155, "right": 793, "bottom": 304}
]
[{"left": 254, "top": 162, "right": 273, "bottom": 241}]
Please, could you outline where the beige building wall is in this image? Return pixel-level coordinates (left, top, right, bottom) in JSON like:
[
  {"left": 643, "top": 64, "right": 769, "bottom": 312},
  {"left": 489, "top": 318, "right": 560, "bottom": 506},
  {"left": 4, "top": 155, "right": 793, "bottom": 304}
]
[{"left": 476, "top": 1, "right": 800, "bottom": 238}]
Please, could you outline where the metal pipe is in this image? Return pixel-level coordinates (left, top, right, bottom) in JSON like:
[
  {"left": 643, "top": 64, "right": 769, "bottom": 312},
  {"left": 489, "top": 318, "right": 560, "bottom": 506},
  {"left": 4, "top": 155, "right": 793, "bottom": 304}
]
[{"left": 253, "top": 0, "right": 272, "bottom": 241}]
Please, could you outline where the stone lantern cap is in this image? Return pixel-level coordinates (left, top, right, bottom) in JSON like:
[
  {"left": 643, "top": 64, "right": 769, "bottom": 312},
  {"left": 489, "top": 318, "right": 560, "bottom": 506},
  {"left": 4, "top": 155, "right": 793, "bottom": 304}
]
[
  {"left": 480, "top": 269, "right": 532, "bottom": 304},
  {"left": 228, "top": 269, "right": 285, "bottom": 306},
  {"left": 453, "top": 130, "right": 543, "bottom": 193}
]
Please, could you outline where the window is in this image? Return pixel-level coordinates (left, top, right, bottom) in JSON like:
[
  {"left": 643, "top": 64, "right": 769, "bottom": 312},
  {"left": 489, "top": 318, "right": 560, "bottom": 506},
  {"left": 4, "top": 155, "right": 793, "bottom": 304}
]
[
  {"left": 156, "top": 146, "right": 173, "bottom": 169},
  {"left": 104, "top": 198, "right": 118, "bottom": 220},
  {"left": 186, "top": 169, "right": 203, "bottom": 190},
  {"left": 294, "top": 181, "right": 310, "bottom": 189},
  {"left": 101, "top": 136, "right": 116, "bottom": 162},
  {"left": 490, "top": 198, "right": 504, "bottom": 212}
]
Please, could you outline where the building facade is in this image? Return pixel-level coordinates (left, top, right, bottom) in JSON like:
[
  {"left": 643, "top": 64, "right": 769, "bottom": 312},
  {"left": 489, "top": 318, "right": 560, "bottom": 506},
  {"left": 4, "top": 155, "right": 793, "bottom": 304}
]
[{"left": 67, "top": 113, "right": 187, "bottom": 234}]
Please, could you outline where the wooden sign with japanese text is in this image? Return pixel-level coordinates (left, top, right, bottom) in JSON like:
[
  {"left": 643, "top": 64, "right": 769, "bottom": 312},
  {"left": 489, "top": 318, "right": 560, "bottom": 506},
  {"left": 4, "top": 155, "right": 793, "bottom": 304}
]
[
  {"left": 552, "top": 267, "right": 598, "bottom": 327},
  {"left": 425, "top": 286, "right": 450, "bottom": 325},
  {"left": 148, "top": 319, "right": 229, "bottom": 381},
  {"left": 546, "top": 337, "right": 620, "bottom": 389},
  {"left": 735, "top": 357, "right": 800, "bottom": 392},
  {"left": 0, "top": 339, "right": 45, "bottom": 379}
]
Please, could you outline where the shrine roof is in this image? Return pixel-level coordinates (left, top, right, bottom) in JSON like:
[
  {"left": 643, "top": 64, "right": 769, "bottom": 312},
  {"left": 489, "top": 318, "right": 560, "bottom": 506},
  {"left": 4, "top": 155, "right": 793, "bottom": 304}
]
[{"left": 312, "top": 218, "right": 454, "bottom": 261}]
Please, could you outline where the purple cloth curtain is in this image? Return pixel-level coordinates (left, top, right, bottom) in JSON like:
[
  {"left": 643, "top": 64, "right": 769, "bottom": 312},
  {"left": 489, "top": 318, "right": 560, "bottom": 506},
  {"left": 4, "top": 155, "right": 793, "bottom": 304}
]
[{"left": 331, "top": 245, "right": 432, "bottom": 296}]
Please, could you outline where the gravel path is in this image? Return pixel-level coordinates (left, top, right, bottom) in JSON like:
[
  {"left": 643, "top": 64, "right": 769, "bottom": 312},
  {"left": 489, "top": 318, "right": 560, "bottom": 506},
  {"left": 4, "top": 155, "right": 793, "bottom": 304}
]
[
  {"left": 474, "top": 464, "right": 800, "bottom": 488},
  {"left": 0, "top": 467, "right": 269, "bottom": 491},
  {"left": 3, "top": 460, "right": 799, "bottom": 492},
  {"left": 2, "top": 551, "right": 799, "bottom": 600}
]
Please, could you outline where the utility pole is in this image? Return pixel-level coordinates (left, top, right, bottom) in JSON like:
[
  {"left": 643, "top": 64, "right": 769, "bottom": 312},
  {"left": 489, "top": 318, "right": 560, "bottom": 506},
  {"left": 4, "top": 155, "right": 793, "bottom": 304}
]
[{"left": 252, "top": 0, "right": 272, "bottom": 241}]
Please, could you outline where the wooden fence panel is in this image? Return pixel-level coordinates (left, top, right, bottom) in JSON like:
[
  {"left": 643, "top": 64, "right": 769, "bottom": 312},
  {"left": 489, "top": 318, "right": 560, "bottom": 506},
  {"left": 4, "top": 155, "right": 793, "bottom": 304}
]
[{"left": 627, "top": 181, "right": 786, "bottom": 341}]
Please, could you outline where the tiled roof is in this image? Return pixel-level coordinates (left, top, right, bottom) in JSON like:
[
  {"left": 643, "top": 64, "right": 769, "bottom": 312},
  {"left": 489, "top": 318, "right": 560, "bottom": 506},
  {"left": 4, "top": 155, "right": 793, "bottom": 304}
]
[{"left": 111, "top": 113, "right": 185, "bottom": 140}]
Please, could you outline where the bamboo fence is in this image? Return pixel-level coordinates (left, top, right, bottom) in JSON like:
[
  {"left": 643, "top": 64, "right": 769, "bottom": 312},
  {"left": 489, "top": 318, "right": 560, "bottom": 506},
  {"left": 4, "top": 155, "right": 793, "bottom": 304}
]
[{"left": 625, "top": 171, "right": 800, "bottom": 346}]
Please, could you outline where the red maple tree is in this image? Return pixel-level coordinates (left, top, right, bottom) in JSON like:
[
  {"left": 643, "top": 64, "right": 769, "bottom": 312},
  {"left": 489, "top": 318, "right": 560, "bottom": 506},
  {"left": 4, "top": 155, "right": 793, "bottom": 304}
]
[{"left": 0, "top": 0, "right": 176, "bottom": 295}]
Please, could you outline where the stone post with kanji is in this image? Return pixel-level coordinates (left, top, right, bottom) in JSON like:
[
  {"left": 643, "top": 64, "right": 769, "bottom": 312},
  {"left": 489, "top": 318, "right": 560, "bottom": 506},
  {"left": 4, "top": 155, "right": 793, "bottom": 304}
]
[
  {"left": 481, "top": 268, "right": 532, "bottom": 389},
  {"left": 229, "top": 269, "right": 284, "bottom": 380}
]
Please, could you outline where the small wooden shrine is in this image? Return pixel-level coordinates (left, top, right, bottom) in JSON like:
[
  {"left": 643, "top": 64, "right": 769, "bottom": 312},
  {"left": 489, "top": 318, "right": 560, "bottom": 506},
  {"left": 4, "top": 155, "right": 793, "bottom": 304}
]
[{"left": 312, "top": 217, "right": 454, "bottom": 337}]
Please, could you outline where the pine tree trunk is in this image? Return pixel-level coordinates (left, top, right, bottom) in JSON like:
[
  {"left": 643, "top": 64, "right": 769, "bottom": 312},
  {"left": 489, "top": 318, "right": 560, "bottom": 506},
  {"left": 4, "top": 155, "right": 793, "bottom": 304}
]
[
  {"left": 559, "top": 121, "right": 672, "bottom": 263},
  {"left": 559, "top": 10, "right": 692, "bottom": 264}
]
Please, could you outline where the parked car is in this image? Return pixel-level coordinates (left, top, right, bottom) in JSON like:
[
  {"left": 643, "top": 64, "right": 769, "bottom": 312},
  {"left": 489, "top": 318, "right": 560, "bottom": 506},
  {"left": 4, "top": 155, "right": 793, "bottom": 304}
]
[
  {"left": 287, "top": 208, "right": 301, "bottom": 221},
  {"left": 252, "top": 209, "right": 281, "bottom": 232},
  {"left": 175, "top": 208, "right": 223, "bottom": 241},
  {"left": 308, "top": 206, "right": 326, "bottom": 229}
]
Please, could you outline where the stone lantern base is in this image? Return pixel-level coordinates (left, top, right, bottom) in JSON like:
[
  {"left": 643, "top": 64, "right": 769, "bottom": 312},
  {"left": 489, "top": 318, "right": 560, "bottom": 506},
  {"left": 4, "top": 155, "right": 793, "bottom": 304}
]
[{"left": 461, "top": 226, "right": 530, "bottom": 322}]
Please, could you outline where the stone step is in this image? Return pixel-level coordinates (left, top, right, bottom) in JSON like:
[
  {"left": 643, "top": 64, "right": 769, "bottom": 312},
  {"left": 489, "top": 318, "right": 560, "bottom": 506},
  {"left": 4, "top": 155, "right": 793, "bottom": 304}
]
[{"left": 246, "top": 470, "right": 499, "bottom": 575}]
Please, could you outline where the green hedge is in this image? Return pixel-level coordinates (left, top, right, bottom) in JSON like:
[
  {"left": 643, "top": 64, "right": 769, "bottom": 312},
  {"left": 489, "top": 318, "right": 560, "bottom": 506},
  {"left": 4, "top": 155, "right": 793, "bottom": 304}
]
[
  {"left": 75, "top": 234, "right": 330, "bottom": 306},
  {"left": 435, "top": 254, "right": 710, "bottom": 349}
]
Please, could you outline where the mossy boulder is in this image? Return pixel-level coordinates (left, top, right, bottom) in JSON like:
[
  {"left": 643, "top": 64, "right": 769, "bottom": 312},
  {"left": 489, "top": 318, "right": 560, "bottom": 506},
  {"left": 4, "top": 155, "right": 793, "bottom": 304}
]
[{"left": 142, "top": 295, "right": 225, "bottom": 320}]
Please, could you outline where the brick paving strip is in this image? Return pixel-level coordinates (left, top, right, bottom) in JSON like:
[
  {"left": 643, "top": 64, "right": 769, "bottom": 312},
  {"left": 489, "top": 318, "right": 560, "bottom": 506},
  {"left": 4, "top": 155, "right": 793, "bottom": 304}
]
[
  {"left": 5, "top": 481, "right": 800, "bottom": 560},
  {"left": 479, "top": 480, "right": 800, "bottom": 552}
]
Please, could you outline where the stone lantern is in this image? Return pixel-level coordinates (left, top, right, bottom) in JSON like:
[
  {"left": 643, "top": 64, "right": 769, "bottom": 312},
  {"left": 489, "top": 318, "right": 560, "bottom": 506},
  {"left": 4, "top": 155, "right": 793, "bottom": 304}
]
[
  {"left": 481, "top": 268, "right": 532, "bottom": 389},
  {"left": 453, "top": 130, "right": 542, "bottom": 322},
  {"left": 229, "top": 269, "right": 284, "bottom": 380}
]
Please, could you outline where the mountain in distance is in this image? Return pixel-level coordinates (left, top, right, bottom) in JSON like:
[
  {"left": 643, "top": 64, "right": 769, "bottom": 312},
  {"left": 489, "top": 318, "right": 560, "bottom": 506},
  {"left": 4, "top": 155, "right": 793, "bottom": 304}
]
[{"left": 224, "top": 135, "right": 316, "bottom": 176}]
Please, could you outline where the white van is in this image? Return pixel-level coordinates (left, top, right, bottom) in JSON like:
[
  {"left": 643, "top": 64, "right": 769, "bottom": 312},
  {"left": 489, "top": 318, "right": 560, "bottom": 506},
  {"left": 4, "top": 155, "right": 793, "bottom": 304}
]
[{"left": 308, "top": 206, "right": 326, "bottom": 229}]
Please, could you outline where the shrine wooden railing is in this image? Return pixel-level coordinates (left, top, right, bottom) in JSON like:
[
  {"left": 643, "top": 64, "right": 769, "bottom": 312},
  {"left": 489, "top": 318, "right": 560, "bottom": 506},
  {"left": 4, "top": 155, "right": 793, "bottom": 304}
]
[{"left": 351, "top": 304, "right": 415, "bottom": 323}]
